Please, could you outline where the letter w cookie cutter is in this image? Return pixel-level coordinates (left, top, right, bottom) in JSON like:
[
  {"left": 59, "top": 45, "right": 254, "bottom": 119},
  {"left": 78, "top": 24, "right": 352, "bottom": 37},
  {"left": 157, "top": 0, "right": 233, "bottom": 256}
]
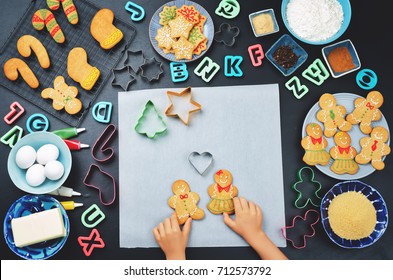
[{"left": 91, "top": 124, "right": 117, "bottom": 162}]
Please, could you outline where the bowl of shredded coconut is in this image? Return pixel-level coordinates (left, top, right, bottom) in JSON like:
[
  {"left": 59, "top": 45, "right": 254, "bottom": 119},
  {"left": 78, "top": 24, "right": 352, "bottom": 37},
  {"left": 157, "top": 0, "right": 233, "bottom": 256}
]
[{"left": 281, "top": 0, "right": 351, "bottom": 45}]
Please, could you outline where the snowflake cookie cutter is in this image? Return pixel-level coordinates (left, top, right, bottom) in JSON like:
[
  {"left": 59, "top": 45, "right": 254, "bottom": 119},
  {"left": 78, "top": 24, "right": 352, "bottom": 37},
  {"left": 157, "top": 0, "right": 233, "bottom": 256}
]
[
  {"left": 134, "top": 100, "right": 167, "bottom": 139},
  {"left": 214, "top": 23, "right": 240, "bottom": 47},
  {"left": 292, "top": 166, "right": 322, "bottom": 209},
  {"left": 111, "top": 65, "right": 136, "bottom": 91},
  {"left": 139, "top": 57, "right": 164, "bottom": 82},
  {"left": 281, "top": 209, "right": 320, "bottom": 249},
  {"left": 188, "top": 151, "right": 213, "bottom": 175}
]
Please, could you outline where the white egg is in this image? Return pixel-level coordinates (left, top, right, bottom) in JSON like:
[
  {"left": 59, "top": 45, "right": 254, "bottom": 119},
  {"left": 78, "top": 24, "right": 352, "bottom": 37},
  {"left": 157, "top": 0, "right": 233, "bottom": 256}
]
[
  {"left": 15, "top": 145, "right": 36, "bottom": 169},
  {"left": 44, "top": 160, "right": 64, "bottom": 180},
  {"left": 36, "top": 144, "right": 59, "bottom": 165},
  {"left": 26, "top": 164, "right": 46, "bottom": 187}
]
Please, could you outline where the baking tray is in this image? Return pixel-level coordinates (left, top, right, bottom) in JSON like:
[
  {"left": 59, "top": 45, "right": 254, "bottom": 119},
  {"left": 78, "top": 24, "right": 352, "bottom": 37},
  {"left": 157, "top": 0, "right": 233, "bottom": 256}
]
[{"left": 0, "top": 0, "right": 136, "bottom": 127}]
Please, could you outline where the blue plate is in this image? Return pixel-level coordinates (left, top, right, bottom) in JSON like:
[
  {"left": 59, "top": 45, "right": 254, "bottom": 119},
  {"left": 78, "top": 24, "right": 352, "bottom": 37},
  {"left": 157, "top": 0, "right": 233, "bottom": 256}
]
[
  {"left": 266, "top": 34, "right": 308, "bottom": 76},
  {"left": 149, "top": 0, "right": 214, "bottom": 62},
  {"left": 320, "top": 180, "right": 388, "bottom": 249},
  {"left": 3, "top": 194, "right": 70, "bottom": 259}
]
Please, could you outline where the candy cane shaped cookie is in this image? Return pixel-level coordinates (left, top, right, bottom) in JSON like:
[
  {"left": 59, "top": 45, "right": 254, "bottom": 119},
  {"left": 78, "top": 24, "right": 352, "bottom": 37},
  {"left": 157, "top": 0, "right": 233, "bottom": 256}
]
[
  {"left": 47, "top": 0, "right": 78, "bottom": 25},
  {"left": 17, "top": 35, "right": 50, "bottom": 69},
  {"left": 32, "top": 9, "right": 65, "bottom": 43},
  {"left": 4, "top": 58, "right": 39, "bottom": 88}
]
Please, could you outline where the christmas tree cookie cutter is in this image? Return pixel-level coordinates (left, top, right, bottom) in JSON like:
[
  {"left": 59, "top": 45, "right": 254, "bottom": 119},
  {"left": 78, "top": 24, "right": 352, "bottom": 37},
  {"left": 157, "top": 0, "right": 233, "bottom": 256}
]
[
  {"left": 292, "top": 166, "right": 322, "bottom": 209},
  {"left": 281, "top": 209, "right": 320, "bottom": 249},
  {"left": 165, "top": 87, "right": 202, "bottom": 125},
  {"left": 135, "top": 100, "right": 167, "bottom": 139}
]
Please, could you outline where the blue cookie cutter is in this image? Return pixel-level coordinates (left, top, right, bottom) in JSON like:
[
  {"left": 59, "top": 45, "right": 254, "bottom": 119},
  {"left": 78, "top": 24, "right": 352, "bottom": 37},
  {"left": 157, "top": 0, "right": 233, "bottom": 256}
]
[
  {"left": 356, "top": 68, "right": 378, "bottom": 90},
  {"left": 26, "top": 113, "right": 50, "bottom": 133},
  {"left": 92, "top": 101, "right": 113, "bottom": 124},
  {"left": 170, "top": 62, "right": 188, "bottom": 83},
  {"left": 124, "top": 1, "right": 145, "bottom": 22},
  {"left": 224, "top": 55, "right": 243, "bottom": 77}
]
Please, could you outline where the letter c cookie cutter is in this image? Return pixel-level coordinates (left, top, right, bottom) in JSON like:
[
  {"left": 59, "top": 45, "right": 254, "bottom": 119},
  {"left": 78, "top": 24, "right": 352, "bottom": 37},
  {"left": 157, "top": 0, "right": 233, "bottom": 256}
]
[{"left": 91, "top": 124, "right": 117, "bottom": 162}]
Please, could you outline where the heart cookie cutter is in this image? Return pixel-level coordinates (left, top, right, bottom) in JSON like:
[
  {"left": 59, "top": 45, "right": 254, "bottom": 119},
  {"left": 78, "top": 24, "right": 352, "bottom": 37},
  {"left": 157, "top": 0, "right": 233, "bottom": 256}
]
[
  {"left": 281, "top": 209, "right": 320, "bottom": 249},
  {"left": 292, "top": 166, "right": 322, "bottom": 209},
  {"left": 188, "top": 152, "right": 214, "bottom": 175},
  {"left": 91, "top": 124, "right": 117, "bottom": 162}
]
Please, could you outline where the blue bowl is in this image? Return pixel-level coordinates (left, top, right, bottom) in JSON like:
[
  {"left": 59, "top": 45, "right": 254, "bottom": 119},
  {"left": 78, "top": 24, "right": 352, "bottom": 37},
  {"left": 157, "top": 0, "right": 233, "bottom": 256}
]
[
  {"left": 7, "top": 132, "right": 72, "bottom": 194},
  {"left": 320, "top": 180, "right": 388, "bottom": 249},
  {"left": 281, "top": 0, "right": 351, "bottom": 45},
  {"left": 3, "top": 194, "right": 70, "bottom": 259},
  {"left": 322, "top": 39, "right": 361, "bottom": 78},
  {"left": 266, "top": 34, "right": 308, "bottom": 76}
]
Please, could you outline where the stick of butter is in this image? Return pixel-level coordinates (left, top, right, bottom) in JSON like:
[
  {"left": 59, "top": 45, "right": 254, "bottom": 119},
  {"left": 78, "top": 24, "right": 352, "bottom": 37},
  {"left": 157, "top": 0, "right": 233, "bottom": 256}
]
[{"left": 11, "top": 208, "right": 66, "bottom": 248}]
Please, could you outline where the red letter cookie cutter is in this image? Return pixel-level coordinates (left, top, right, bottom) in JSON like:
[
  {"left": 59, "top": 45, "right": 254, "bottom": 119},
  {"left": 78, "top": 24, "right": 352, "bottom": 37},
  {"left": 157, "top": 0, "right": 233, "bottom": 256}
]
[
  {"left": 91, "top": 124, "right": 117, "bottom": 162},
  {"left": 4, "top": 102, "right": 25, "bottom": 125},
  {"left": 83, "top": 164, "right": 116, "bottom": 206},
  {"left": 281, "top": 209, "right": 320, "bottom": 249},
  {"left": 248, "top": 44, "right": 264, "bottom": 67},
  {"left": 77, "top": 228, "right": 105, "bottom": 257}
]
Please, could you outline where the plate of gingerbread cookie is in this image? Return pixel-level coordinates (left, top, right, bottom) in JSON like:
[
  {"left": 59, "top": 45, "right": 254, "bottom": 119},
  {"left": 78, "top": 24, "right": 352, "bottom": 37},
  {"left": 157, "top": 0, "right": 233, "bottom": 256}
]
[
  {"left": 149, "top": 0, "right": 214, "bottom": 62},
  {"left": 302, "top": 92, "right": 390, "bottom": 180}
]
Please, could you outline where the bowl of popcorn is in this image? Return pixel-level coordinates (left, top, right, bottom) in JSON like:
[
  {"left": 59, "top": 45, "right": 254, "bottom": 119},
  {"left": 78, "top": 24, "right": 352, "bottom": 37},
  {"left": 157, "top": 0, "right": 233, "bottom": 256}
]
[{"left": 281, "top": 0, "right": 352, "bottom": 45}]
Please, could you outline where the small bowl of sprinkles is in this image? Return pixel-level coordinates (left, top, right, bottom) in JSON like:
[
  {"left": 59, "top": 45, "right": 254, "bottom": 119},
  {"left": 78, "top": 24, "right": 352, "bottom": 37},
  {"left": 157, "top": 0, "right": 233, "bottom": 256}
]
[
  {"left": 266, "top": 34, "right": 308, "bottom": 76},
  {"left": 281, "top": 0, "right": 351, "bottom": 45},
  {"left": 321, "top": 180, "right": 388, "bottom": 249}
]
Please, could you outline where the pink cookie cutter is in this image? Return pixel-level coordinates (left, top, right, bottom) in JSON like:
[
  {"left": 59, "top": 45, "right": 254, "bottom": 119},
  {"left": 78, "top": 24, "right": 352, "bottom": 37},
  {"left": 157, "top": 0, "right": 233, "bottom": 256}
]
[
  {"left": 4, "top": 102, "right": 25, "bottom": 125},
  {"left": 77, "top": 228, "right": 105, "bottom": 257},
  {"left": 91, "top": 124, "right": 117, "bottom": 162},
  {"left": 83, "top": 164, "right": 116, "bottom": 206},
  {"left": 281, "top": 209, "right": 320, "bottom": 249}
]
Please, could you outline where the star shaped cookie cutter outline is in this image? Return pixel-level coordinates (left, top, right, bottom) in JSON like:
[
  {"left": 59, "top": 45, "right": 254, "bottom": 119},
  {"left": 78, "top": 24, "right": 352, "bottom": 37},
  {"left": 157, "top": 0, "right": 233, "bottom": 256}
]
[
  {"left": 123, "top": 49, "right": 145, "bottom": 73},
  {"left": 165, "top": 87, "right": 202, "bottom": 125},
  {"left": 111, "top": 65, "right": 136, "bottom": 91},
  {"left": 139, "top": 57, "right": 164, "bottom": 82}
]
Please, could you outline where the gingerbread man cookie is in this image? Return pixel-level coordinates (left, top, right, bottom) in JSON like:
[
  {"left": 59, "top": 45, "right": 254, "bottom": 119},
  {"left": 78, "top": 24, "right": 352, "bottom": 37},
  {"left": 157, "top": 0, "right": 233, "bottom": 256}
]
[
  {"left": 355, "top": 126, "right": 391, "bottom": 170},
  {"left": 301, "top": 123, "right": 331, "bottom": 166},
  {"left": 41, "top": 76, "right": 82, "bottom": 115},
  {"left": 329, "top": 132, "right": 359, "bottom": 175},
  {"left": 317, "top": 93, "right": 352, "bottom": 137},
  {"left": 207, "top": 169, "right": 239, "bottom": 215},
  {"left": 346, "top": 91, "right": 384, "bottom": 134},
  {"left": 168, "top": 180, "right": 205, "bottom": 225}
]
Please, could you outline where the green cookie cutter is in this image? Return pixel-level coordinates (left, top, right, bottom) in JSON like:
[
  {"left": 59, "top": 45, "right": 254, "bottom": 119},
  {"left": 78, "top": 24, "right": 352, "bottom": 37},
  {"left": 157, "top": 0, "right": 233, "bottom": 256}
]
[
  {"left": 135, "top": 100, "right": 167, "bottom": 139},
  {"left": 292, "top": 166, "right": 322, "bottom": 209}
]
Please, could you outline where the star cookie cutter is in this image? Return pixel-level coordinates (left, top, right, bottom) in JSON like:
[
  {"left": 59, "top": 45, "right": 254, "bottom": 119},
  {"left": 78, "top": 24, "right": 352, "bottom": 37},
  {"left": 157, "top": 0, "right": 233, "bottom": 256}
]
[
  {"left": 281, "top": 209, "right": 320, "bottom": 249},
  {"left": 124, "top": 49, "right": 145, "bottom": 73},
  {"left": 91, "top": 124, "right": 117, "bottom": 163},
  {"left": 188, "top": 152, "right": 213, "bottom": 175},
  {"left": 292, "top": 166, "right": 322, "bottom": 209},
  {"left": 111, "top": 65, "right": 136, "bottom": 91},
  {"left": 165, "top": 87, "right": 202, "bottom": 125},
  {"left": 214, "top": 23, "right": 240, "bottom": 47},
  {"left": 83, "top": 164, "right": 116, "bottom": 206},
  {"left": 134, "top": 100, "right": 167, "bottom": 139},
  {"left": 139, "top": 57, "right": 164, "bottom": 82}
]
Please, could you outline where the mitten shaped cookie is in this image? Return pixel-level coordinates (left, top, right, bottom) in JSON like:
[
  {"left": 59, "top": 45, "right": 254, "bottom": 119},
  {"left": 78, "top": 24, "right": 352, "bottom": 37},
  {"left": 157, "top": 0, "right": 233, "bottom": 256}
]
[
  {"left": 346, "top": 91, "right": 384, "bottom": 134},
  {"left": 17, "top": 35, "right": 50, "bottom": 69},
  {"left": 355, "top": 126, "right": 391, "bottom": 170},
  {"left": 329, "top": 131, "right": 359, "bottom": 175},
  {"left": 4, "top": 58, "right": 39, "bottom": 88},
  {"left": 41, "top": 76, "right": 82, "bottom": 115},
  {"left": 90, "top": 9, "right": 123, "bottom": 50},
  {"left": 168, "top": 180, "right": 205, "bottom": 225},
  {"left": 301, "top": 123, "right": 331, "bottom": 166},
  {"left": 207, "top": 169, "right": 239, "bottom": 215},
  {"left": 317, "top": 93, "right": 352, "bottom": 137},
  {"left": 67, "top": 47, "right": 100, "bottom": 90}
]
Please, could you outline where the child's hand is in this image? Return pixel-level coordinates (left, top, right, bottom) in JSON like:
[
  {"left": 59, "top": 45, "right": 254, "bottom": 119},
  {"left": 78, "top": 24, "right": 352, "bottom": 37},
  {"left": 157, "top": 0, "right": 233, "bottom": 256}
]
[
  {"left": 153, "top": 212, "right": 192, "bottom": 260},
  {"left": 223, "top": 197, "right": 263, "bottom": 245}
]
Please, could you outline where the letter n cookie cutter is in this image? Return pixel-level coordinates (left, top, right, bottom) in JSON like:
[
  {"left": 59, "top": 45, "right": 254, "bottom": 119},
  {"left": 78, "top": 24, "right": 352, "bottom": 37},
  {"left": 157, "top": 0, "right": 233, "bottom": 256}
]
[
  {"left": 91, "top": 124, "right": 117, "bottom": 162},
  {"left": 281, "top": 209, "right": 320, "bottom": 249},
  {"left": 292, "top": 166, "right": 322, "bottom": 209},
  {"left": 83, "top": 164, "right": 116, "bottom": 206}
]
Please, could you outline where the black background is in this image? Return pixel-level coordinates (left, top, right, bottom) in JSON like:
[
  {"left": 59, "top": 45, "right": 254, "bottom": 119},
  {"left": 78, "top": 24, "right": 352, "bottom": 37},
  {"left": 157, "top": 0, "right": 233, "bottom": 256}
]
[{"left": 0, "top": 0, "right": 392, "bottom": 260}]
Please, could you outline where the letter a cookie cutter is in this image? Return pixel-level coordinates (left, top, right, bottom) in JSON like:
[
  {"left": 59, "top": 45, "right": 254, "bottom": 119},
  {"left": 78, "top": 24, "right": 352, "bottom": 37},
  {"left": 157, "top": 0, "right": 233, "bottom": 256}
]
[
  {"left": 281, "top": 209, "right": 320, "bottom": 249},
  {"left": 91, "top": 124, "right": 117, "bottom": 162}
]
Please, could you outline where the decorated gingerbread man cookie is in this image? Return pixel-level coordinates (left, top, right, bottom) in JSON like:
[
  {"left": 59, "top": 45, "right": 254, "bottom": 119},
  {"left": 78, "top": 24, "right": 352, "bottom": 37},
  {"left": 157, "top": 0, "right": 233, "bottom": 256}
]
[
  {"left": 301, "top": 123, "right": 331, "bottom": 166},
  {"left": 41, "top": 76, "right": 82, "bottom": 115},
  {"left": 355, "top": 126, "right": 391, "bottom": 170},
  {"left": 329, "top": 131, "right": 359, "bottom": 175},
  {"left": 168, "top": 180, "right": 205, "bottom": 225},
  {"left": 346, "top": 91, "right": 384, "bottom": 134},
  {"left": 207, "top": 169, "right": 239, "bottom": 215},
  {"left": 317, "top": 93, "right": 352, "bottom": 137}
]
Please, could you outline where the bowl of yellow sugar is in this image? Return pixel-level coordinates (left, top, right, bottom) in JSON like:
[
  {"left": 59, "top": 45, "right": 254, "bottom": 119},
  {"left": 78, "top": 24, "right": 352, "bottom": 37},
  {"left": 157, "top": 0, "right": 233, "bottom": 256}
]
[
  {"left": 249, "top": 9, "right": 279, "bottom": 37},
  {"left": 321, "top": 180, "right": 388, "bottom": 248}
]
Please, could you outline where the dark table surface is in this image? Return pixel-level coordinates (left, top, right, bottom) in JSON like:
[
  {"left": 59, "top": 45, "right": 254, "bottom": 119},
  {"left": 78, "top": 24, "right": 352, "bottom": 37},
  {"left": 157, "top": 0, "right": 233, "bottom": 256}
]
[{"left": 1, "top": 0, "right": 392, "bottom": 260}]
